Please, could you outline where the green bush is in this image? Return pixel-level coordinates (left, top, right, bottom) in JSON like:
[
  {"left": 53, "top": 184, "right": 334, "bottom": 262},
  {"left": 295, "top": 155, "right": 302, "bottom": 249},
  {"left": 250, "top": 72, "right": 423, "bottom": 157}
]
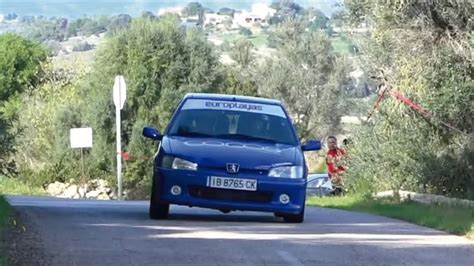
[
  {"left": 238, "top": 27, "right": 252, "bottom": 37},
  {"left": 343, "top": 1, "right": 473, "bottom": 200}
]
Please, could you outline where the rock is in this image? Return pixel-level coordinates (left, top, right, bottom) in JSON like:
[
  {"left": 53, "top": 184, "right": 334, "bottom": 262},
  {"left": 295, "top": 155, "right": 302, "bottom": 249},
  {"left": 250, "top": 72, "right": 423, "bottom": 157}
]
[
  {"left": 78, "top": 186, "right": 87, "bottom": 198},
  {"left": 86, "top": 190, "right": 101, "bottom": 199},
  {"left": 109, "top": 190, "right": 117, "bottom": 200},
  {"left": 97, "top": 179, "right": 109, "bottom": 190},
  {"left": 47, "top": 181, "right": 66, "bottom": 196},
  {"left": 97, "top": 192, "right": 110, "bottom": 200},
  {"left": 63, "top": 185, "right": 78, "bottom": 198}
]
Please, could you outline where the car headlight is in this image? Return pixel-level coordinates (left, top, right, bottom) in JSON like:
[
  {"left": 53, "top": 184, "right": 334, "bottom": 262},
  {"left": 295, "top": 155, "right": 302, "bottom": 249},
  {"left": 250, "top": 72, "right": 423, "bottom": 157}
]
[
  {"left": 161, "top": 156, "right": 197, "bottom": 171},
  {"left": 268, "top": 166, "right": 303, "bottom": 179}
]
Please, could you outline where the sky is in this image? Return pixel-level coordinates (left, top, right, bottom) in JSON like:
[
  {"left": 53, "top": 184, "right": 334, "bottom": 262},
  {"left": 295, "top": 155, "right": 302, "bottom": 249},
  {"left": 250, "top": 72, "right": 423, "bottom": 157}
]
[{"left": 0, "top": 0, "right": 342, "bottom": 18}]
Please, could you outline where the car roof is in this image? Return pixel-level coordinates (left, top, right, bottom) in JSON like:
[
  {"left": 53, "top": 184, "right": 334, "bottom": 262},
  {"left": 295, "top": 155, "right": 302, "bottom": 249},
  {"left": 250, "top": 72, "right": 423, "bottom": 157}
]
[{"left": 184, "top": 93, "right": 282, "bottom": 105}]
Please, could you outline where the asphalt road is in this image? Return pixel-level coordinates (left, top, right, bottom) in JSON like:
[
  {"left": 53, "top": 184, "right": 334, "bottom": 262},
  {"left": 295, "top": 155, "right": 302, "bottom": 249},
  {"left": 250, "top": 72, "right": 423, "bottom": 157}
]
[{"left": 6, "top": 195, "right": 474, "bottom": 266}]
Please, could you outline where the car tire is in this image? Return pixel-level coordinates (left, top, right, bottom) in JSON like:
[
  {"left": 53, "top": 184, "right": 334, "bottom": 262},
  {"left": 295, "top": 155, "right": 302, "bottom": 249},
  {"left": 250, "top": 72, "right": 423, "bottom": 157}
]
[
  {"left": 149, "top": 180, "right": 169, "bottom": 220},
  {"left": 283, "top": 207, "right": 305, "bottom": 223},
  {"left": 274, "top": 212, "right": 284, "bottom": 218}
]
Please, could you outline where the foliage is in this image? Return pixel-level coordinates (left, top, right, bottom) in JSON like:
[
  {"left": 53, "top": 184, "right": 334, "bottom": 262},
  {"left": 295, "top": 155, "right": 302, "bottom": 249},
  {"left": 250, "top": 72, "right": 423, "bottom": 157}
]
[
  {"left": 238, "top": 27, "right": 252, "bottom": 37},
  {"left": 108, "top": 14, "right": 133, "bottom": 33},
  {"left": 218, "top": 65, "right": 258, "bottom": 97},
  {"left": 25, "top": 18, "right": 67, "bottom": 42},
  {"left": 330, "top": 10, "right": 346, "bottom": 27},
  {"left": 54, "top": 15, "right": 132, "bottom": 38},
  {"left": 305, "top": 7, "right": 329, "bottom": 31},
  {"left": 270, "top": 0, "right": 303, "bottom": 17},
  {"left": 343, "top": 0, "right": 474, "bottom": 199},
  {"left": 218, "top": 7, "right": 236, "bottom": 16},
  {"left": 0, "top": 176, "right": 46, "bottom": 196},
  {"left": 183, "top": 2, "right": 204, "bottom": 17},
  {"left": 67, "top": 17, "right": 107, "bottom": 37},
  {"left": 257, "top": 19, "right": 351, "bottom": 140},
  {"left": 229, "top": 39, "right": 255, "bottom": 68},
  {"left": 0, "top": 34, "right": 48, "bottom": 176},
  {"left": 12, "top": 54, "right": 90, "bottom": 187},
  {"left": 182, "top": 2, "right": 205, "bottom": 25},
  {"left": 78, "top": 16, "right": 223, "bottom": 198}
]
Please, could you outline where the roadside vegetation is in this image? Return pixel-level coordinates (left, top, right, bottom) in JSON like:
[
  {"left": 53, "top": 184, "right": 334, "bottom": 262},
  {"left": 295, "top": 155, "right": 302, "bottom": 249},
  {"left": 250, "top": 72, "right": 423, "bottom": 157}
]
[
  {"left": 307, "top": 196, "right": 474, "bottom": 240},
  {"left": 342, "top": 1, "right": 473, "bottom": 200},
  {"left": 1, "top": 1, "right": 352, "bottom": 199},
  {"left": 0, "top": 176, "right": 46, "bottom": 196},
  {"left": 0, "top": 0, "right": 472, "bottom": 207}
]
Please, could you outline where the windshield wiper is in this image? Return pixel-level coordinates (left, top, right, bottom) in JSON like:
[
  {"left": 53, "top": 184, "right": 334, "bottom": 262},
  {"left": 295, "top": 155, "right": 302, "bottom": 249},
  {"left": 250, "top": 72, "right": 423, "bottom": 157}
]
[{"left": 215, "top": 134, "right": 277, "bottom": 143}]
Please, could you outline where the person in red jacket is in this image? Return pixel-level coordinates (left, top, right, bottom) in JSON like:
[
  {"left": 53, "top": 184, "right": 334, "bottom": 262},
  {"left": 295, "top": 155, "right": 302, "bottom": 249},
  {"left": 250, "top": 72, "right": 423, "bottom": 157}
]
[{"left": 325, "top": 136, "right": 347, "bottom": 189}]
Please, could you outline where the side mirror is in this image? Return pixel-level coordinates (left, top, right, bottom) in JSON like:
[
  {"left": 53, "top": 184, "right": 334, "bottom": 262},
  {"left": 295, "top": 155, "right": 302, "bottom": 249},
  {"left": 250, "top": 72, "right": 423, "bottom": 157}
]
[
  {"left": 302, "top": 139, "right": 321, "bottom": 151},
  {"left": 142, "top": 126, "right": 162, "bottom": 141}
]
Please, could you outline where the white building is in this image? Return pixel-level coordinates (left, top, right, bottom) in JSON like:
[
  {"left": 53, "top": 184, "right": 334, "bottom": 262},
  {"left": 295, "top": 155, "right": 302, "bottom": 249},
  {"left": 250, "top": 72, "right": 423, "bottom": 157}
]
[
  {"left": 204, "top": 13, "right": 230, "bottom": 26},
  {"left": 158, "top": 6, "right": 183, "bottom": 16},
  {"left": 233, "top": 3, "right": 276, "bottom": 28}
]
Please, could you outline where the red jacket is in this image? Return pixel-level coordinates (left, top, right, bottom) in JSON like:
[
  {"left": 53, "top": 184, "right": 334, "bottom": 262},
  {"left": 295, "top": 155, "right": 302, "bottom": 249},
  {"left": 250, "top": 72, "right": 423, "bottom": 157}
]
[{"left": 326, "top": 148, "right": 346, "bottom": 177}]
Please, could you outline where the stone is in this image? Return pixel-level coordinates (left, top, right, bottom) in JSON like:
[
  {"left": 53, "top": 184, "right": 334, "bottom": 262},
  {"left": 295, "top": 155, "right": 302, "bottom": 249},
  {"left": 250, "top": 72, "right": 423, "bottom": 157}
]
[
  {"left": 86, "top": 190, "right": 101, "bottom": 199},
  {"left": 63, "top": 185, "right": 78, "bottom": 198},
  {"left": 47, "top": 181, "right": 66, "bottom": 196},
  {"left": 78, "top": 186, "right": 87, "bottom": 198},
  {"left": 97, "top": 179, "right": 109, "bottom": 190},
  {"left": 97, "top": 192, "right": 110, "bottom": 200}
]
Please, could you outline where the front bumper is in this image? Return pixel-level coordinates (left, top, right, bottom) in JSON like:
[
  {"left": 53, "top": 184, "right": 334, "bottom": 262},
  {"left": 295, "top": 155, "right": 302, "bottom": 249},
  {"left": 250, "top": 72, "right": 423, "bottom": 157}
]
[{"left": 153, "top": 168, "right": 306, "bottom": 214}]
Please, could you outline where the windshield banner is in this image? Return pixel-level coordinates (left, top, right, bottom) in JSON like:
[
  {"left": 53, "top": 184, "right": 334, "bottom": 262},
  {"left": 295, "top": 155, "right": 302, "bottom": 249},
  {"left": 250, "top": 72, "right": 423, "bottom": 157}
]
[{"left": 181, "top": 99, "right": 286, "bottom": 118}]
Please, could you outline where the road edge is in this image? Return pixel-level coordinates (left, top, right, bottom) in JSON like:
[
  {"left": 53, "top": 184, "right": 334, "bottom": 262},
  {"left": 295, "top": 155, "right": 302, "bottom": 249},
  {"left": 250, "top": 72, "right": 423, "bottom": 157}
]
[{"left": 4, "top": 201, "right": 50, "bottom": 266}]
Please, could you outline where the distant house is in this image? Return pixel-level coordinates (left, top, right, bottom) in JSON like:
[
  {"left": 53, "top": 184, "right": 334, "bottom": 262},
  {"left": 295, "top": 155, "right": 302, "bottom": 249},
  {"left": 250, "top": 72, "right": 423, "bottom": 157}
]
[
  {"left": 233, "top": 3, "right": 276, "bottom": 28},
  {"left": 157, "top": 6, "right": 183, "bottom": 16},
  {"left": 0, "top": 15, "right": 4, "bottom": 23},
  {"left": 204, "top": 13, "right": 230, "bottom": 26}
]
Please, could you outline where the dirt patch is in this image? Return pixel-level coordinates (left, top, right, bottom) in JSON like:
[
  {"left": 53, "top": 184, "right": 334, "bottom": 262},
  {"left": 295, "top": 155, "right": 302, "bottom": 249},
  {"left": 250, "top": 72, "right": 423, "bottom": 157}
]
[{"left": 4, "top": 209, "right": 50, "bottom": 266}]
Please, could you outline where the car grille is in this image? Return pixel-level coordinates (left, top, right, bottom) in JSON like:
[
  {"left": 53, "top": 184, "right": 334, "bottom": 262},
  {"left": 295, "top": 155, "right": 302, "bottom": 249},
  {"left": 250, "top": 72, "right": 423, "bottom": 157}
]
[{"left": 189, "top": 186, "right": 273, "bottom": 203}]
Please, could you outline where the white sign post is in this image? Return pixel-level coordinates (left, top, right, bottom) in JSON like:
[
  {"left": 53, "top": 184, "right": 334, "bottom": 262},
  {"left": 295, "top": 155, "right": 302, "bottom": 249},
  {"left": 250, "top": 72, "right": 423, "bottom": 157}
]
[
  {"left": 113, "top": 75, "right": 126, "bottom": 200},
  {"left": 70, "top": 127, "right": 93, "bottom": 198}
]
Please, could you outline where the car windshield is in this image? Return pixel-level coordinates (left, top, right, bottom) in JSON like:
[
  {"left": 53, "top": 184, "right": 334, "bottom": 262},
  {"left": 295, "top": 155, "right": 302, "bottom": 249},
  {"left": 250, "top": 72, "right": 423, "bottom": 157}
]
[{"left": 168, "top": 108, "right": 297, "bottom": 145}]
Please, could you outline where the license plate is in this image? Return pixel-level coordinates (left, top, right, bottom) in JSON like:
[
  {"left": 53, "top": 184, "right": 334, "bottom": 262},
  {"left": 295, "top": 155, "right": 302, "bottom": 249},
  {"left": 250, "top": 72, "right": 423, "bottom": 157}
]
[{"left": 207, "top": 176, "right": 257, "bottom": 191}]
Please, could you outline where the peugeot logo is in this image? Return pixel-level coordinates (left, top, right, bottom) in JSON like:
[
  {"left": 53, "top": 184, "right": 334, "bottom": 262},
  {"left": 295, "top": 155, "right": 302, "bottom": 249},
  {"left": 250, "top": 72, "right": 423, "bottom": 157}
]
[{"left": 226, "top": 163, "right": 240, "bottom": 174}]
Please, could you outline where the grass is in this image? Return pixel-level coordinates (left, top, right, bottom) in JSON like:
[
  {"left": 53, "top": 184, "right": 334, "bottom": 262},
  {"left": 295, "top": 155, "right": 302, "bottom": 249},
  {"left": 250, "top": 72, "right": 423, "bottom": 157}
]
[
  {"left": 220, "top": 32, "right": 268, "bottom": 48},
  {"left": 330, "top": 36, "right": 356, "bottom": 55},
  {"left": 307, "top": 195, "right": 474, "bottom": 239},
  {"left": 0, "top": 195, "right": 12, "bottom": 265},
  {"left": 0, "top": 176, "right": 45, "bottom": 196},
  {"left": 248, "top": 34, "right": 267, "bottom": 48}
]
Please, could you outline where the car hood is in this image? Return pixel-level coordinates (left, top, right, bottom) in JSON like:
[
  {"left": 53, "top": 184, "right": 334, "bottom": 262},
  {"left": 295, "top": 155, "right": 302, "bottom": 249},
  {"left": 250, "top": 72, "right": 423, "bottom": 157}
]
[{"left": 162, "top": 136, "right": 301, "bottom": 170}]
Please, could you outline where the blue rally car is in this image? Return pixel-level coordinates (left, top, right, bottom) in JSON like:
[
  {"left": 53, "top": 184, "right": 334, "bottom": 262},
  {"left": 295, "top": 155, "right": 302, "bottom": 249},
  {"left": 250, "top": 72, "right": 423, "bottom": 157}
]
[{"left": 142, "top": 93, "right": 321, "bottom": 223}]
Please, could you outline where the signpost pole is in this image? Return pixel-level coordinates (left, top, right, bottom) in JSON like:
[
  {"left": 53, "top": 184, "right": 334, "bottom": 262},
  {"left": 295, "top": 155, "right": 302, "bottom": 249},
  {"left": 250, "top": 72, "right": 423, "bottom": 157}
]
[
  {"left": 116, "top": 98, "right": 122, "bottom": 200},
  {"left": 69, "top": 127, "right": 93, "bottom": 199},
  {"left": 113, "top": 75, "right": 126, "bottom": 200},
  {"left": 80, "top": 147, "right": 85, "bottom": 198}
]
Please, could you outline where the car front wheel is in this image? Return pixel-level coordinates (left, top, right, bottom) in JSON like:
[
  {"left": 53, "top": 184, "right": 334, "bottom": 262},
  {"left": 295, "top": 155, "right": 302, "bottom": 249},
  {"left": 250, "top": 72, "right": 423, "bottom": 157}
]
[
  {"left": 282, "top": 206, "right": 305, "bottom": 223},
  {"left": 149, "top": 180, "right": 169, "bottom": 220}
]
